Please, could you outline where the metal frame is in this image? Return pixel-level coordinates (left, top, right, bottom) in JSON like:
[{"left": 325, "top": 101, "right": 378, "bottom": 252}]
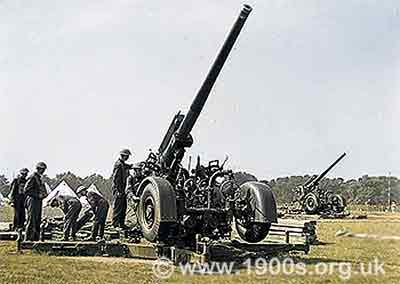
[{"left": 15, "top": 221, "right": 317, "bottom": 264}]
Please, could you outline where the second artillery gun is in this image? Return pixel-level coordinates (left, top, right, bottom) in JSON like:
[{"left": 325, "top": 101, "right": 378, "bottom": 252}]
[
  {"left": 130, "top": 5, "right": 278, "bottom": 247},
  {"left": 293, "top": 153, "right": 347, "bottom": 215}
]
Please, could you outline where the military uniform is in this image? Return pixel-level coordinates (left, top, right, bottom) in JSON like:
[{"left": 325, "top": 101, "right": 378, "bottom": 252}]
[
  {"left": 9, "top": 175, "right": 27, "bottom": 230},
  {"left": 126, "top": 172, "right": 141, "bottom": 197},
  {"left": 111, "top": 158, "right": 132, "bottom": 228},
  {"left": 24, "top": 172, "right": 47, "bottom": 241},
  {"left": 125, "top": 174, "right": 141, "bottom": 226},
  {"left": 75, "top": 205, "right": 94, "bottom": 232},
  {"left": 52, "top": 195, "right": 82, "bottom": 240},
  {"left": 87, "top": 191, "right": 109, "bottom": 240}
]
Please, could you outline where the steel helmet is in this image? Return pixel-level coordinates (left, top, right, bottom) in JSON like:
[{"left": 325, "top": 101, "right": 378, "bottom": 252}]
[
  {"left": 19, "top": 168, "right": 29, "bottom": 174},
  {"left": 36, "top": 162, "right": 47, "bottom": 169},
  {"left": 120, "top": 149, "right": 132, "bottom": 156},
  {"left": 76, "top": 185, "right": 87, "bottom": 195}
]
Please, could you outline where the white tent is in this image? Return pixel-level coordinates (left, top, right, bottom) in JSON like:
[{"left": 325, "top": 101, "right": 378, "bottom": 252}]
[
  {"left": 0, "top": 191, "right": 5, "bottom": 207},
  {"left": 87, "top": 183, "right": 103, "bottom": 197},
  {"left": 43, "top": 180, "right": 77, "bottom": 207},
  {"left": 45, "top": 182, "right": 52, "bottom": 195},
  {"left": 0, "top": 191, "right": 11, "bottom": 207}
]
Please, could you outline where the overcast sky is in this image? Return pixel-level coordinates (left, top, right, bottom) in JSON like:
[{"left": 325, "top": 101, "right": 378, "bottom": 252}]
[{"left": 1, "top": 0, "right": 399, "bottom": 180}]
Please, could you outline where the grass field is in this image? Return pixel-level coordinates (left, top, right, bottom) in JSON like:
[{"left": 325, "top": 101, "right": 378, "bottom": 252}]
[{"left": 0, "top": 206, "right": 399, "bottom": 284}]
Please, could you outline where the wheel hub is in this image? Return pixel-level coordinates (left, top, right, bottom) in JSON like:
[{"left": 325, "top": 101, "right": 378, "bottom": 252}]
[{"left": 143, "top": 197, "right": 155, "bottom": 228}]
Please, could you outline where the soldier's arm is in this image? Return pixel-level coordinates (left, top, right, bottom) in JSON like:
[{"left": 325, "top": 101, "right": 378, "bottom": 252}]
[
  {"left": 39, "top": 180, "right": 48, "bottom": 199},
  {"left": 125, "top": 175, "right": 133, "bottom": 193},
  {"left": 86, "top": 192, "right": 98, "bottom": 213},
  {"left": 60, "top": 196, "right": 68, "bottom": 212},
  {"left": 112, "top": 164, "right": 125, "bottom": 193},
  {"left": 23, "top": 176, "right": 35, "bottom": 197}
]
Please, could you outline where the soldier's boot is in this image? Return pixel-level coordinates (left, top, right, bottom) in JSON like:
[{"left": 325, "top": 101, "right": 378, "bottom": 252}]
[
  {"left": 71, "top": 226, "right": 78, "bottom": 241},
  {"left": 120, "top": 223, "right": 130, "bottom": 231},
  {"left": 87, "top": 223, "right": 99, "bottom": 241},
  {"left": 63, "top": 233, "right": 70, "bottom": 241}
]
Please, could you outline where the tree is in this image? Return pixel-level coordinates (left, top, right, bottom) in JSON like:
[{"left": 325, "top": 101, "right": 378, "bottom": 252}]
[{"left": 0, "top": 174, "right": 10, "bottom": 197}]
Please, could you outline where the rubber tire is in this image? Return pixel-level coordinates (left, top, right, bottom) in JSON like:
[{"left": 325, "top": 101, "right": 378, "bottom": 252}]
[
  {"left": 304, "top": 193, "right": 320, "bottom": 214},
  {"left": 235, "top": 222, "right": 271, "bottom": 243},
  {"left": 330, "top": 194, "right": 346, "bottom": 213},
  {"left": 137, "top": 183, "right": 173, "bottom": 242}
]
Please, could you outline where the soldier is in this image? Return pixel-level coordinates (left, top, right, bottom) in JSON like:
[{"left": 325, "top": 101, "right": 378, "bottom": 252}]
[
  {"left": 76, "top": 185, "right": 109, "bottom": 241},
  {"left": 125, "top": 163, "right": 143, "bottom": 198},
  {"left": 24, "top": 162, "right": 48, "bottom": 241},
  {"left": 125, "top": 166, "right": 142, "bottom": 227},
  {"left": 49, "top": 193, "right": 82, "bottom": 241},
  {"left": 111, "top": 149, "right": 133, "bottom": 229},
  {"left": 9, "top": 168, "right": 29, "bottom": 230}
]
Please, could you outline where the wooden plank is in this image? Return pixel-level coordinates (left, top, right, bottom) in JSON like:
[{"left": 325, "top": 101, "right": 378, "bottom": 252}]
[
  {"left": 21, "top": 240, "right": 128, "bottom": 257},
  {"left": 18, "top": 237, "right": 311, "bottom": 263},
  {"left": 126, "top": 243, "right": 158, "bottom": 259}
]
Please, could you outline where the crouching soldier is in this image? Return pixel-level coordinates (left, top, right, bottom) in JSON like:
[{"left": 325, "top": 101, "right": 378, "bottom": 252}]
[
  {"left": 9, "top": 168, "right": 29, "bottom": 230},
  {"left": 49, "top": 193, "right": 82, "bottom": 241},
  {"left": 76, "top": 185, "right": 109, "bottom": 241}
]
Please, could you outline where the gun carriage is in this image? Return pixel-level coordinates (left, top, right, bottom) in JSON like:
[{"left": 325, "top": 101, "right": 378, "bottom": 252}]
[
  {"left": 293, "top": 153, "right": 347, "bottom": 215},
  {"left": 130, "top": 5, "right": 278, "bottom": 247}
]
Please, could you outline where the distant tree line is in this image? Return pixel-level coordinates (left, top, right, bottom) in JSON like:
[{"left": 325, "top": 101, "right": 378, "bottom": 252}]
[
  {"left": 262, "top": 175, "right": 399, "bottom": 206},
  {"left": 1, "top": 172, "right": 399, "bottom": 206}
]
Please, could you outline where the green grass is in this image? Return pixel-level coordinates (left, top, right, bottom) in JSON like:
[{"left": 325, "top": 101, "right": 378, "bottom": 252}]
[
  {"left": 1, "top": 207, "right": 399, "bottom": 283},
  {"left": 0, "top": 205, "right": 13, "bottom": 222}
]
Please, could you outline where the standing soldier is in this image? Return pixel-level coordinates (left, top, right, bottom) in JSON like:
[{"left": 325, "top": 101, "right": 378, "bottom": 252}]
[
  {"left": 111, "top": 149, "right": 133, "bottom": 229},
  {"left": 76, "top": 185, "right": 109, "bottom": 241},
  {"left": 9, "top": 168, "right": 29, "bottom": 230},
  {"left": 24, "top": 162, "right": 48, "bottom": 241},
  {"left": 49, "top": 193, "right": 82, "bottom": 241}
]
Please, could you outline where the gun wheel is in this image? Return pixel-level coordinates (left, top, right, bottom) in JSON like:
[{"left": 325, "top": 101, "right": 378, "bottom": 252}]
[
  {"left": 330, "top": 194, "right": 346, "bottom": 213},
  {"left": 137, "top": 178, "right": 177, "bottom": 243},
  {"left": 143, "top": 197, "right": 155, "bottom": 229},
  {"left": 304, "top": 193, "right": 320, "bottom": 214},
  {"left": 235, "top": 221, "right": 271, "bottom": 243}
]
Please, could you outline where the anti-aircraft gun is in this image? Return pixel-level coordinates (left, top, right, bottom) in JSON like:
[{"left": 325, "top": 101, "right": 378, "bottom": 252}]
[
  {"left": 293, "top": 153, "right": 347, "bottom": 214},
  {"left": 131, "top": 5, "right": 277, "bottom": 246}
]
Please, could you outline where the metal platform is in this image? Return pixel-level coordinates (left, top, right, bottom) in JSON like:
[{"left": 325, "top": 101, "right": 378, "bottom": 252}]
[
  {"left": 19, "top": 239, "right": 309, "bottom": 264},
  {"left": 20, "top": 240, "right": 128, "bottom": 257},
  {"left": 16, "top": 220, "right": 317, "bottom": 264}
]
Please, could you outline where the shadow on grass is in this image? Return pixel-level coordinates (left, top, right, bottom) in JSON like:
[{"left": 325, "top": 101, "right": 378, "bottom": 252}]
[
  {"left": 289, "top": 256, "right": 357, "bottom": 265},
  {"left": 232, "top": 255, "right": 358, "bottom": 269},
  {"left": 312, "top": 240, "right": 335, "bottom": 246}
]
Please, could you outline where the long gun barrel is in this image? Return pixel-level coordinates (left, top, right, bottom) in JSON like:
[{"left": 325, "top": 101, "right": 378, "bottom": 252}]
[
  {"left": 160, "top": 5, "right": 253, "bottom": 170},
  {"left": 176, "top": 4, "right": 252, "bottom": 137},
  {"left": 304, "top": 152, "right": 347, "bottom": 187}
]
